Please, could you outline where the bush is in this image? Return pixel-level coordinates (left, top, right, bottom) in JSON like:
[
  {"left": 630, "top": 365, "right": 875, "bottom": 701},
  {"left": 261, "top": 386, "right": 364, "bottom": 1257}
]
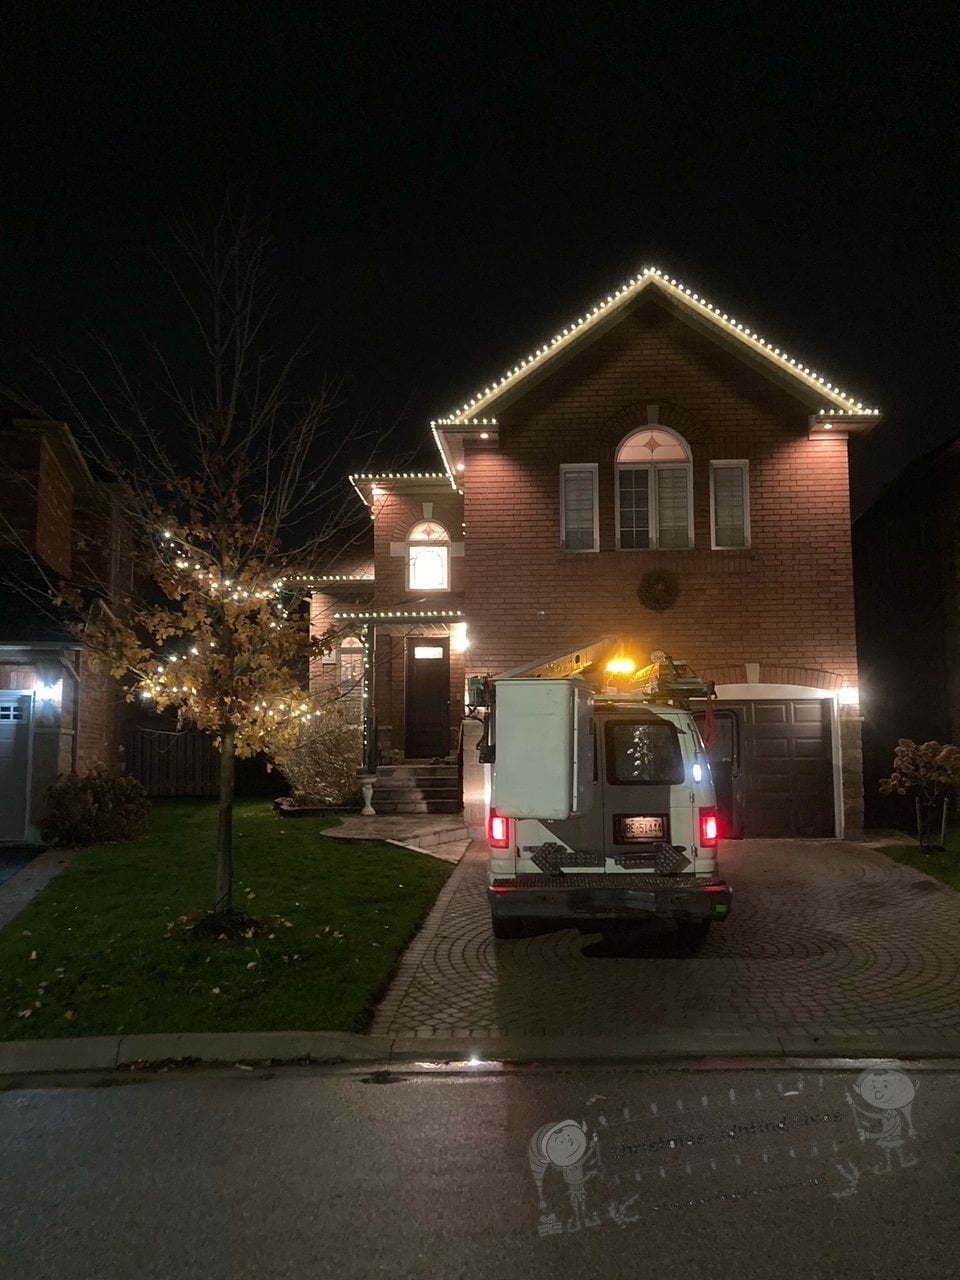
[
  {"left": 267, "top": 710, "right": 362, "bottom": 806},
  {"left": 40, "top": 769, "right": 150, "bottom": 846}
]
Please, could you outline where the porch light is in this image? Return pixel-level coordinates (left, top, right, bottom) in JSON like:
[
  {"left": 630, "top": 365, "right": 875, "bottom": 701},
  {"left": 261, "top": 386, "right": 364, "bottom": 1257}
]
[
  {"left": 450, "top": 622, "right": 469, "bottom": 653},
  {"left": 838, "top": 686, "right": 859, "bottom": 705},
  {"left": 36, "top": 679, "right": 63, "bottom": 706}
]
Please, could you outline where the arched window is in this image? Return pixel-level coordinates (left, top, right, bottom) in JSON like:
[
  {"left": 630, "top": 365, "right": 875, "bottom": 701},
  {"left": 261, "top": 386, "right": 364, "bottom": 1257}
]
[
  {"left": 616, "top": 427, "right": 693, "bottom": 550},
  {"left": 407, "top": 520, "right": 450, "bottom": 591}
]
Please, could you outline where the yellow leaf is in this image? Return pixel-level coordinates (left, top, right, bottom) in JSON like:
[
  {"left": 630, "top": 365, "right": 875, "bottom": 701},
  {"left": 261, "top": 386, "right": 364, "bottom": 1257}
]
[{"left": 29, "top": 950, "right": 38, "bottom": 960}]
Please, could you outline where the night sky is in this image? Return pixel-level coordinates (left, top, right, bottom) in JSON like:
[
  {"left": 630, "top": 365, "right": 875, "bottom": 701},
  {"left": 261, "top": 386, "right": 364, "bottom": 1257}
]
[{"left": 3, "top": 1, "right": 956, "bottom": 514}]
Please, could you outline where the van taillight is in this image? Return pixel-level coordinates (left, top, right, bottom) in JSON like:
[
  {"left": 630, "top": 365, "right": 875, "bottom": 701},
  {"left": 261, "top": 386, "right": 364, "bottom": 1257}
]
[
  {"left": 488, "top": 811, "right": 510, "bottom": 849},
  {"left": 699, "top": 809, "right": 719, "bottom": 846}
]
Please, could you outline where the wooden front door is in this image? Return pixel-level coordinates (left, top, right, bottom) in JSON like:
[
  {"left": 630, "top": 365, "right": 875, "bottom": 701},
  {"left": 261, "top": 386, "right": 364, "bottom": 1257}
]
[{"left": 404, "top": 638, "right": 450, "bottom": 758}]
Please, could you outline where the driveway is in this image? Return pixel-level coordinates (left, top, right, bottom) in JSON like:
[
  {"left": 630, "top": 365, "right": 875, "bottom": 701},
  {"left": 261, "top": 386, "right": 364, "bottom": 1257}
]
[{"left": 371, "top": 839, "right": 960, "bottom": 1048}]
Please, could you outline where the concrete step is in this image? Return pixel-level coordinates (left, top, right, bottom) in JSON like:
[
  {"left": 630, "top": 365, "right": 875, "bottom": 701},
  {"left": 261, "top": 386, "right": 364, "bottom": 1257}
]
[
  {"left": 373, "top": 798, "right": 462, "bottom": 815},
  {"left": 376, "top": 764, "right": 458, "bottom": 780}
]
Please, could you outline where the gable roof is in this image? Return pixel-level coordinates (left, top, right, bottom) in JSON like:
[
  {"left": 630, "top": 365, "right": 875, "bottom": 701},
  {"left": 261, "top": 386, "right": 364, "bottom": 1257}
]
[{"left": 432, "top": 267, "right": 881, "bottom": 431}]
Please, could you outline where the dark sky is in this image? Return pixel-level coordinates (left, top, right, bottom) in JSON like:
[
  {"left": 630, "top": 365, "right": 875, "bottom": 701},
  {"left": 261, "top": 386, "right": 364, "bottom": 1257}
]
[{"left": 3, "top": 0, "right": 956, "bottom": 513}]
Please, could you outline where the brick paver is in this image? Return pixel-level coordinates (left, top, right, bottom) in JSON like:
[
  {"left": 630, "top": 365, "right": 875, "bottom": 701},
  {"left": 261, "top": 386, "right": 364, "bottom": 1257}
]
[{"left": 370, "top": 839, "right": 960, "bottom": 1041}]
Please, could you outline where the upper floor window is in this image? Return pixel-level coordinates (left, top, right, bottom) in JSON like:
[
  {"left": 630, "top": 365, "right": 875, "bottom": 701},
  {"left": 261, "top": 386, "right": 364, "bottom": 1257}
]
[
  {"left": 616, "top": 428, "right": 693, "bottom": 550},
  {"left": 560, "top": 464, "right": 599, "bottom": 552},
  {"left": 710, "top": 461, "right": 750, "bottom": 549},
  {"left": 407, "top": 520, "right": 449, "bottom": 590}
]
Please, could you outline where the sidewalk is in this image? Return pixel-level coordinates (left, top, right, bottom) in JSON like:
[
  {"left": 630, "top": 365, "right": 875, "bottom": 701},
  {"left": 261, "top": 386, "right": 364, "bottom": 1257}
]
[{"left": 0, "top": 847, "right": 80, "bottom": 932}]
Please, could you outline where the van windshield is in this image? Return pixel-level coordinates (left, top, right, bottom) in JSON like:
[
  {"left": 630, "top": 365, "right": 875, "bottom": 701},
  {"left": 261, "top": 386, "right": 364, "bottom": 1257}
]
[{"left": 605, "top": 719, "right": 684, "bottom": 785}]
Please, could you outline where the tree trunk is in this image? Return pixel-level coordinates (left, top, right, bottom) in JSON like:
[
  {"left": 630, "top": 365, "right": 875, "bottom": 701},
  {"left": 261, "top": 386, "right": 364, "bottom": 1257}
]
[{"left": 214, "top": 724, "right": 236, "bottom": 914}]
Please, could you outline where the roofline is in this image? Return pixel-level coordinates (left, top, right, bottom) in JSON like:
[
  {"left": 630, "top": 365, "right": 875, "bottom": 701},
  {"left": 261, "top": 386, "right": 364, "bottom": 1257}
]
[
  {"left": 434, "top": 267, "right": 881, "bottom": 425},
  {"left": 348, "top": 471, "right": 459, "bottom": 510}
]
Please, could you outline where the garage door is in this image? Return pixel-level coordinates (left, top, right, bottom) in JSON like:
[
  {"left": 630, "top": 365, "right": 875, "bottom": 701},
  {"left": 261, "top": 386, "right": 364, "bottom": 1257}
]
[
  {"left": 0, "top": 694, "right": 32, "bottom": 842},
  {"left": 738, "top": 699, "right": 834, "bottom": 838}
]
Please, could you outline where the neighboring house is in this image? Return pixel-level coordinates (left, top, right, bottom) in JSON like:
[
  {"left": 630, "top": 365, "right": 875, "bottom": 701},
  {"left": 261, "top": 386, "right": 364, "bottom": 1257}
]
[
  {"left": 311, "top": 268, "right": 880, "bottom": 838},
  {"left": 853, "top": 437, "right": 960, "bottom": 828},
  {"left": 0, "top": 386, "right": 128, "bottom": 842}
]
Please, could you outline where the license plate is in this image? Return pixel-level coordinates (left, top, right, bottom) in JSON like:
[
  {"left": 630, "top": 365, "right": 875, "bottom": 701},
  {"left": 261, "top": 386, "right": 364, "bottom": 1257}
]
[{"left": 620, "top": 815, "right": 665, "bottom": 841}]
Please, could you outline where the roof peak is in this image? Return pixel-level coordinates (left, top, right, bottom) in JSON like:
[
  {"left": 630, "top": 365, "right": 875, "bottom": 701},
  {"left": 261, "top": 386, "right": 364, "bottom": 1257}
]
[{"left": 436, "top": 267, "right": 880, "bottom": 424}]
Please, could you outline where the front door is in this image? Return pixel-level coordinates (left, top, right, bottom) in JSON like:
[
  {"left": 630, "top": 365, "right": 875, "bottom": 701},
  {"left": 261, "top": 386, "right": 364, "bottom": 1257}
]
[{"left": 404, "top": 638, "right": 450, "bottom": 758}]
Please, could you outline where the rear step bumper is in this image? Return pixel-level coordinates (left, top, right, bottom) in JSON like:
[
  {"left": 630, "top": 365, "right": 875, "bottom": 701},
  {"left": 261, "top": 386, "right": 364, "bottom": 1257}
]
[{"left": 488, "top": 874, "right": 732, "bottom": 922}]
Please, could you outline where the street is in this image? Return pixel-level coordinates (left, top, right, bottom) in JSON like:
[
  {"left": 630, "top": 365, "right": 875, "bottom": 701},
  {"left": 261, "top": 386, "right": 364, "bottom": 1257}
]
[{"left": 2, "top": 1062, "right": 957, "bottom": 1278}]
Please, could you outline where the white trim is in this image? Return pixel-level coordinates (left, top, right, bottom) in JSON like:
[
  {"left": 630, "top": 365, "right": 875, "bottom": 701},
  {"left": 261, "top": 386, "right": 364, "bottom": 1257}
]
[
  {"left": 559, "top": 463, "right": 599, "bottom": 552},
  {"left": 615, "top": 462, "right": 694, "bottom": 550},
  {"left": 709, "top": 459, "right": 751, "bottom": 550}
]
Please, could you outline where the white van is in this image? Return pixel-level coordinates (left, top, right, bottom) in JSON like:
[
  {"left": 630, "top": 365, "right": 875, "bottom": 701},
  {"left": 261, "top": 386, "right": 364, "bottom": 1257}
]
[{"left": 485, "top": 677, "right": 732, "bottom": 940}]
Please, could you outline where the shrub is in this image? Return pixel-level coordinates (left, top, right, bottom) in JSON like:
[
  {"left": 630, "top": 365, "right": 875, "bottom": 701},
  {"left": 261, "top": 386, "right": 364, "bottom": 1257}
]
[
  {"left": 41, "top": 769, "right": 150, "bottom": 846},
  {"left": 267, "top": 710, "right": 362, "bottom": 806},
  {"left": 879, "top": 739, "right": 960, "bottom": 849}
]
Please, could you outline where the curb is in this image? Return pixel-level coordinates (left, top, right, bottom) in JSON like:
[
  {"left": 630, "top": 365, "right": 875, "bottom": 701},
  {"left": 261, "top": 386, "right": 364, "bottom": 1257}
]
[{"left": 6, "top": 1027, "right": 960, "bottom": 1077}]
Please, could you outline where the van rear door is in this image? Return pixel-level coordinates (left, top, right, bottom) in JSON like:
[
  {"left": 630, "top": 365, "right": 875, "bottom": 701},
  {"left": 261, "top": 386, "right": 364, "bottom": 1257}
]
[{"left": 598, "top": 707, "right": 696, "bottom": 874}]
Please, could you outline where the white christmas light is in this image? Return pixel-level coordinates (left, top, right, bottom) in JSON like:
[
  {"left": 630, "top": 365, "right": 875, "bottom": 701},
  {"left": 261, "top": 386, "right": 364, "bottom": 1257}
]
[{"left": 435, "top": 267, "right": 880, "bottom": 421}]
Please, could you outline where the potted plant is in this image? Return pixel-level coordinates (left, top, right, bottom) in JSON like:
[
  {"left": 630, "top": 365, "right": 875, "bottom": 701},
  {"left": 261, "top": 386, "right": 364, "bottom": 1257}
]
[{"left": 879, "top": 739, "right": 960, "bottom": 851}]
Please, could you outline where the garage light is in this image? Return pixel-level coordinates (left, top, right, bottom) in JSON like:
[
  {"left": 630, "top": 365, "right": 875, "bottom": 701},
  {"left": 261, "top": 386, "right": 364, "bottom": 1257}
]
[{"left": 838, "top": 687, "right": 859, "bottom": 705}]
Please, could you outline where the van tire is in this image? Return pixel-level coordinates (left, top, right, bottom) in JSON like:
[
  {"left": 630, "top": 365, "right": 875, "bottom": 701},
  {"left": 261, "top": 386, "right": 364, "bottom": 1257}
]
[
  {"left": 676, "top": 919, "right": 712, "bottom": 947},
  {"left": 491, "top": 912, "right": 530, "bottom": 940}
]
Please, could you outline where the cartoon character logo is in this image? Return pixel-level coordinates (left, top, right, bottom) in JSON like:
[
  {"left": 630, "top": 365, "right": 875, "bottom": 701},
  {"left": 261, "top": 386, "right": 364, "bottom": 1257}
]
[
  {"left": 528, "top": 1120, "right": 603, "bottom": 1233},
  {"left": 834, "top": 1068, "right": 919, "bottom": 1196}
]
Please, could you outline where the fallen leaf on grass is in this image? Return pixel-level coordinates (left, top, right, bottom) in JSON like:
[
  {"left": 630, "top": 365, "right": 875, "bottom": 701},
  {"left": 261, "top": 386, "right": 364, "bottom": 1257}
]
[
  {"left": 21, "top": 930, "right": 32, "bottom": 937},
  {"left": 211, "top": 987, "right": 222, "bottom": 995},
  {"left": 29, "top": 950, "right": 38, "bottom": 960},
  {"left": 64, "top": 1011, "right": 77, "bottom": 1022},
  {"left": 246, "top": 961, "right": 257, "bottom": 969},
  {"left": 16, "top": 1009, "right": 32, "bottom": 1018}
]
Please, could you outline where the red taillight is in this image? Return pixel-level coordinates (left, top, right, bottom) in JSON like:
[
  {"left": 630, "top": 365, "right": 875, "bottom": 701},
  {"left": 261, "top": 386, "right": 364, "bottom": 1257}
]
[
  {"left": 699, "top": 809, "right": 719, "bottom": 847},
  {"left": 487, "top": 810, "right": 510, "bottom": 849}
]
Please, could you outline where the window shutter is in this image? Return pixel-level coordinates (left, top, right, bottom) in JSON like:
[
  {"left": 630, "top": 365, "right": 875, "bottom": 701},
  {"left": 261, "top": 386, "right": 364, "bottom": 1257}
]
[
  {"left": 562, "top": 468, "right": 596, "bottom": 550},
  {"left": 713, "top": 464, "right": 747, "bottom": 547},
  {"left": 656, "top": 468, "right": 690, "bottom": 549}
]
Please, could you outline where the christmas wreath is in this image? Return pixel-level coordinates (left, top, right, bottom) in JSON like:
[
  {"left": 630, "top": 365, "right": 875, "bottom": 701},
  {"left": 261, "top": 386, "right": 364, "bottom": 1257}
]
[{"left": 637, "top": 569, "right": 679, "bottom": 612}]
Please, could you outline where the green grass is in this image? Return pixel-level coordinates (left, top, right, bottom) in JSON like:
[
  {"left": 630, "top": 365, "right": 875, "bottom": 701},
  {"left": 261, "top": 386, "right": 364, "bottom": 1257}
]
[
  {"left": 0, "top": 800, "right": 452, "bottom": 1040},
  {"left": 881, "top": 825, "right": 960, "bottom": 894}
]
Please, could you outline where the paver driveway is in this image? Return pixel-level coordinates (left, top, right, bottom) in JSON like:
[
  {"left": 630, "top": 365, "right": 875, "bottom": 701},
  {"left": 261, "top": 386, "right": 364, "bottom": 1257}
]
[{"left": 371, "top": 839, "right": 960, "bottom": 1043}]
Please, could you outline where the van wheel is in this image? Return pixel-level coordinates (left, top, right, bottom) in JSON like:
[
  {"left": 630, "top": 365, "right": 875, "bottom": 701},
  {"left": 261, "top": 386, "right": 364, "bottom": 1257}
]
[
  {"left": 677, "top": 919, "right": 712, "bottom": 948},
  {"left": 491, "top": 913, "right": 530, "bottom": 940}
]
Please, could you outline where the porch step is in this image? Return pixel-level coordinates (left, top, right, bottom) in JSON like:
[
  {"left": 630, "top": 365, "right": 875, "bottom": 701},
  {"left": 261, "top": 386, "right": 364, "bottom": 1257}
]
[{"left": 372, "top": 762, "right": 460, "bottom": 815}]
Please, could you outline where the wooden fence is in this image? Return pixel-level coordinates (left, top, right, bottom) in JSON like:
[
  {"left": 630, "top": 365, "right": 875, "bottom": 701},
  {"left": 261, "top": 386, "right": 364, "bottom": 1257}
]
[{"left": 127, "top": 725, "right": 219, "bottom": 797}]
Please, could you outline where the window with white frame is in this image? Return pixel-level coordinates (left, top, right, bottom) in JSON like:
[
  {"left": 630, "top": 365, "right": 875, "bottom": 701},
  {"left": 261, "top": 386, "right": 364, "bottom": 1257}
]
[
  {"left": 407, "top": 520, "right": 450, "bottom": 590},
  {"left": 560, "top": 464, "right": 599, "bottom": 551},
  {"left": 710, "top": 461, "right": 750, "bottom": 549},
  {"left": 616, "top": 428, "right": 693, "bottom": 550}
]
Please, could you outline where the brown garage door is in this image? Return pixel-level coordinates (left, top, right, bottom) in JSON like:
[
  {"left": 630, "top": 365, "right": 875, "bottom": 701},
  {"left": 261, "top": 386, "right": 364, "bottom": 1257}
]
[{"left": 735, "top": 699, "right": 834, "bottom": 838}]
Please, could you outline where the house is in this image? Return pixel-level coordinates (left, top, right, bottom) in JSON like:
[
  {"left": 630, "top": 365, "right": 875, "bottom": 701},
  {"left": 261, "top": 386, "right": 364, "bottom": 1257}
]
[
  {"left": 0, "top": 387, "right": 128, "bottom": 842},
  {"left": 853, "top": 437, "right": 960, "bottom": 828},
  {"left": 311, "top": 268, "right": 880, "bottom": 839}
]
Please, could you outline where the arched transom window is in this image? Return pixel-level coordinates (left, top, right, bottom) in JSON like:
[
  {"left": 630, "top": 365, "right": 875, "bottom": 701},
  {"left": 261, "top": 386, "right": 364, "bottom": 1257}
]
[
  {"left": 616, "top": 427, "right": 693, "bottom": 550},
  {"left": 407, "top": 520, "right": 450, "bottom": 591}
]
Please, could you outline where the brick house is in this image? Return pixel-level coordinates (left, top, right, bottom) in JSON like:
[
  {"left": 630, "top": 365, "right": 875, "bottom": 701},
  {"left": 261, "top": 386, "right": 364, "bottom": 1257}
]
[
  {"left": 0, "top": 386, "right": 127, "bottom": 842},
  {"left": 853, "top": 437, "right": 960, "bottom": 828},
  {"left": 311, "top": 268, "right": 879, "bottom": 838}
]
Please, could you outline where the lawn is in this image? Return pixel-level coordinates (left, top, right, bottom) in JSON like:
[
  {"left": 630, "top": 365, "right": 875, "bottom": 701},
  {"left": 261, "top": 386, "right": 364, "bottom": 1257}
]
[
  {"left": 880, "top": 825, "right": 960, "bottom": 893},
  {"left": 0, "top": 800, "right": 452, "bottom": 1041}
]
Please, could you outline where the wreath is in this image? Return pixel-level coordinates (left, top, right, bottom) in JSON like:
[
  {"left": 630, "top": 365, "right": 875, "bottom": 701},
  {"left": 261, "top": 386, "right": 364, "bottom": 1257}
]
[{"left": 637, "top": 570, "right": 679, "bottom": 612}]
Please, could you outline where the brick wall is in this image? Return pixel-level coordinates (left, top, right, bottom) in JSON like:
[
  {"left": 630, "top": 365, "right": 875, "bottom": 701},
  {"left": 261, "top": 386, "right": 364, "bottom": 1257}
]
[
  {"left": 36, "top": 440, "right": 74, "bottom": 576},
  {"left": 462, "top": 298, "right": 859, "bottom": 693}
]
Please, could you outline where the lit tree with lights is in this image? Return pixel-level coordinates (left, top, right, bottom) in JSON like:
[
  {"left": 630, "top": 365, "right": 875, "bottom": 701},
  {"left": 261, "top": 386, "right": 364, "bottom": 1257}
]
[{"left": 52, "top": 210, "right": 373, "bottom": 921}]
